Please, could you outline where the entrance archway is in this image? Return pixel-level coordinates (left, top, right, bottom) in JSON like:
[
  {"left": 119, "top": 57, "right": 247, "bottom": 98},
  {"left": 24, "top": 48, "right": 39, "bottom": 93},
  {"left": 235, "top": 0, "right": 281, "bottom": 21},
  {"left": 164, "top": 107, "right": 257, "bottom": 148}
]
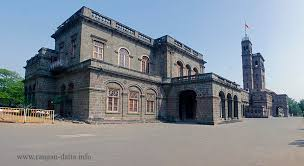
[
  {"left": 219, "top": 91, "right": 226, "bottom": 119},
  {"left": 276, "top": 107, "right": 284, "bottom": 117},
  {"left": 179, "top": 90, "right": 197, "bottom": 120},
  {"left": 227, "top": 94, "right": 232, "bottom": 118},
  {"left": 233, "top": 95, "right": 238, "bottom": 118}
]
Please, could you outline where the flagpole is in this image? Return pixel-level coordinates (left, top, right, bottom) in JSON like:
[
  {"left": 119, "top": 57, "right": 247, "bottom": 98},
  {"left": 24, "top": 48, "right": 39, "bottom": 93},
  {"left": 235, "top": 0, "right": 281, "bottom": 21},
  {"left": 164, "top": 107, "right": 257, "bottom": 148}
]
[{"left": 245, "top": 21, "right": 247, "bottom": 37}]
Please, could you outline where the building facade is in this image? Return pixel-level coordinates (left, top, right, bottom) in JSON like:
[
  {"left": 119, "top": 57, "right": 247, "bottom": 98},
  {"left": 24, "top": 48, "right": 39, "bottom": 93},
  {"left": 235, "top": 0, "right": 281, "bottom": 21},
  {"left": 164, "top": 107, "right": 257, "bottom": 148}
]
[
  {"left": 241, "top": 36, "right": 289, "bottom": 117},
  {"left": 24, "top": 7, "right": 286, "bottom": 125}
]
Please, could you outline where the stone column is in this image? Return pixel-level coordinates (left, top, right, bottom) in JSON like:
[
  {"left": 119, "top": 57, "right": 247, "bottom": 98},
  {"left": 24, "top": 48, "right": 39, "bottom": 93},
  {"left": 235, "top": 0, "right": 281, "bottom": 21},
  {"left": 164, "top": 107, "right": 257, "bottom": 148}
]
[
  {"left": 225, "top": 100, "right": 229, "bottom": 120},
  {"left": 238, "top": 101, "right": 242, "bottom": 119},
  {"left": 167, "top": 97, "right": 179, "bottom": 121},
  {"left": 231, "top": 99, "right": 235, "bottom": 119},
  {"left": 212, "top": 96, "right": 221, "bottom": 124},
  {"left": 140, "top": 94, "right": 145, "bottom": 120},
  {"left": 196, "top": 96, "right": 214, "bottom": 125},
  {"left": 121, "top": 91, "right": 128, "bottom": 120}
]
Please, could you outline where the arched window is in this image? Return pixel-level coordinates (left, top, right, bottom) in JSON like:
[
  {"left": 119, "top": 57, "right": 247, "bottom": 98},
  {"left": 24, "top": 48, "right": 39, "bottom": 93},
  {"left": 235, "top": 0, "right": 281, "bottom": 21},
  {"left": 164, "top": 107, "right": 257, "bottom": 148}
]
[
  {"left": 118, "top": 48, "right": 130, "bottom": 68},
  {"left": 146, "top": 91, "right": 156, "bottom": 114},
  {"left": 107, "top": 88, "right": 120, "bottom": 113},
  {"left": 129, "top": 91, "right": 139, "bottom": 113},
  {"left": 193, "top": 67, "right": 199, "bottom": 75},
  {"left": 141, "top": 56, "right": 150, "bottom": 74},
  {"left": 106, "top": 82, "right": 122, "bottom": 113},
  {"left": 186, "top": 64, "right": 191, "bottom": 76},
  {"left": 177, "top": 61, "right": 183, "bottom": 77}
]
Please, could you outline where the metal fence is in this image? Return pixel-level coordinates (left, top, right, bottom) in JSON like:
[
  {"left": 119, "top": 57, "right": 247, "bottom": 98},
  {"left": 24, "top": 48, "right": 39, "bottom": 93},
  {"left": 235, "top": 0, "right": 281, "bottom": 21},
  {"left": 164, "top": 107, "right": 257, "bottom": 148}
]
[{"left": 0, "top": 107, "right": 54, "bottom": 124}]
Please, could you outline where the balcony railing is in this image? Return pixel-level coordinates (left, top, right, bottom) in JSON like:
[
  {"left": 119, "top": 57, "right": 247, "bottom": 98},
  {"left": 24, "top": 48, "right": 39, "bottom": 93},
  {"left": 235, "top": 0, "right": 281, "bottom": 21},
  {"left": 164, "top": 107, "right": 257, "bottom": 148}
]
[
  {"left": 171, "top": 74, "right": 211, "bottom": 83},
  {"left": 50, "top": 60, "right": 66, "bottom": 72},
  {"left": 171, "top": 73, "right": 240, "bottom": 89}
]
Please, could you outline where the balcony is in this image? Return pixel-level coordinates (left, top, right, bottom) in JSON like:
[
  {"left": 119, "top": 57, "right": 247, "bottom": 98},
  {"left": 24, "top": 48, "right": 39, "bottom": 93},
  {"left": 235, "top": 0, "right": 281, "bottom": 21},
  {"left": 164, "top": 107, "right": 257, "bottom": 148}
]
[
  {"left": 171, "top": 73, "right": 240, "bottom": 89},
  {"left": 50, "top": 60, "right": 67, "bottom": 73}
]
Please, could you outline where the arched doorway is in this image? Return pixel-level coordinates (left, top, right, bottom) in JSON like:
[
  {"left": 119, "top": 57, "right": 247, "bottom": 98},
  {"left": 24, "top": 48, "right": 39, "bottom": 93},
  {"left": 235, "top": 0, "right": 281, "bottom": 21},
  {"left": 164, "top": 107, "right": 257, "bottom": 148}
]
[
  {"left": 276, "top": 107, "right": 284, "bottom": 117},
  {"left": 219, "top": 91, "right": 226, "bottom": 119},
  {"left": 179, "top": 90, "right": 197, "bottom": 121},
  {"left": 227, "top": 94, "right": 232, "bottom": 118},
  {"left": 233, "top": 95, "right": 238, "bottom": 118}
]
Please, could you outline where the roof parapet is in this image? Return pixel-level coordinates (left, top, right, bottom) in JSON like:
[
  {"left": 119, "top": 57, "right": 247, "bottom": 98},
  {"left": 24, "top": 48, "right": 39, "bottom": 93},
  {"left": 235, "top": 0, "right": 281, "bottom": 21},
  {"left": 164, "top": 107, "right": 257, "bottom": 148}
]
[
  {"left": 52, "top": 7, "right": 205, "bottom": 61},
  {"left": 81, "top": 7, "right": 154, "bottom": 46},
  {"left": 155, "top": 35, "right": 204, "bottom": 61}
]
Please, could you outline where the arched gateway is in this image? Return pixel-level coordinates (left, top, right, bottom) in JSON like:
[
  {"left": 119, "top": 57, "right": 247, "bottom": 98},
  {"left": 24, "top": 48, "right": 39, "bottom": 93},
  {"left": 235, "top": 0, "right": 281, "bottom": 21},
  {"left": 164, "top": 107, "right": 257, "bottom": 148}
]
[{"left": 179, "top": 90, "right": 197, "bottom": 121}]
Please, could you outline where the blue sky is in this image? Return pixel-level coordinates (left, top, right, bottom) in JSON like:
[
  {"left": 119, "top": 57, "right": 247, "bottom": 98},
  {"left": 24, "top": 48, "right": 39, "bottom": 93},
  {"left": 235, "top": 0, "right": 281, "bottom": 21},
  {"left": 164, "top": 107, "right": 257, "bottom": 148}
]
[{"left": 0, "top": 0, "right": 303, "bottom": 100}]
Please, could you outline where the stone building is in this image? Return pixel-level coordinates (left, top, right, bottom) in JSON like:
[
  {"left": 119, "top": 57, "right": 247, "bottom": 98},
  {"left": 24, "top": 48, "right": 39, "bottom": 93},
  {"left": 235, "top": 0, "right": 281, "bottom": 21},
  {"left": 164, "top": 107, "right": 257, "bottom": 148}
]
[
  {"left": 24, "top": 7, "right": 285, "bottom": 125},
  {"left": 241, "top": 36, "right": 289, "bottom": 117}
]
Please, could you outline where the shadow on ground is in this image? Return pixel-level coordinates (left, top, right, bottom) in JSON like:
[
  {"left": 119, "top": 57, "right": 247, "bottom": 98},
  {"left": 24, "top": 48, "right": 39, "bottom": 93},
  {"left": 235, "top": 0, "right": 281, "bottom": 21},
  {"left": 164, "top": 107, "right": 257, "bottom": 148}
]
[{"left": 289, "top": 140, "right": 304, "bottom": 147}]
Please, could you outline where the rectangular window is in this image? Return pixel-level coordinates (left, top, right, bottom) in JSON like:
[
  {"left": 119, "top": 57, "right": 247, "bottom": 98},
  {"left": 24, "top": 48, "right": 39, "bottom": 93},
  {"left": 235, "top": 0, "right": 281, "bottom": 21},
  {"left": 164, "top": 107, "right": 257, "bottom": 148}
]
[
  {"left": 129, "top": 91, "right": 139, "bottom": 113},
  {"left": 93, "top": 40, "right": 104, "bottom": 60},
  {"left": 107, "top": 88, "right": 119, "bottom": 113},
  {"left": 146, "top": 93, "right": 155, "bottom": 113}
]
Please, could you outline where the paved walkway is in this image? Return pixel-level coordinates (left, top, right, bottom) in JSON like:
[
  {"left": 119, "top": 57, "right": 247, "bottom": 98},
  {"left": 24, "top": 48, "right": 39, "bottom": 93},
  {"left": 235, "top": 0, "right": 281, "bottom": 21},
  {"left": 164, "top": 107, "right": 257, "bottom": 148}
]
[{"left": 0, "top": 118, "right": 303, "bottom": 166}]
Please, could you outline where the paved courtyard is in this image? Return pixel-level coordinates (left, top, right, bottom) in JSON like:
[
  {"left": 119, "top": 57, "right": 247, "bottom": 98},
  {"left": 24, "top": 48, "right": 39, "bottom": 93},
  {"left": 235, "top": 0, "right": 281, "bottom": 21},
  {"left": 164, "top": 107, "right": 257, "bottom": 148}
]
[{"left": 0, "top": 118, "right": 303, "bottom": 166}]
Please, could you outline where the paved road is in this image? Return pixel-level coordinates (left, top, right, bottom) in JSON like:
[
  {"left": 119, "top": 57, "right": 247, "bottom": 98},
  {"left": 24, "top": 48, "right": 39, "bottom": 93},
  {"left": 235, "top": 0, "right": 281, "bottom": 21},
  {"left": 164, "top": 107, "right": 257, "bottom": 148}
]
[{"left": 0, "top": 118, "right": 303, "bottom": 166}]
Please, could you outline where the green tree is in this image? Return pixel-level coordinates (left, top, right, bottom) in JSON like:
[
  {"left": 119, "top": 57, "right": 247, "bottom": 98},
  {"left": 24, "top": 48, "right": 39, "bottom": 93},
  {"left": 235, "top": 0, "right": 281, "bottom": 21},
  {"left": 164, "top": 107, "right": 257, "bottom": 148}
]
[
  {"left": 288, "top": 98, "right": 302, "bottom": 116},
  {"left": 0, "top": 68, "right": 24, "bottom": 106},
  {"left": 299, "top": 99, "right": 304, "bottom": 117}
]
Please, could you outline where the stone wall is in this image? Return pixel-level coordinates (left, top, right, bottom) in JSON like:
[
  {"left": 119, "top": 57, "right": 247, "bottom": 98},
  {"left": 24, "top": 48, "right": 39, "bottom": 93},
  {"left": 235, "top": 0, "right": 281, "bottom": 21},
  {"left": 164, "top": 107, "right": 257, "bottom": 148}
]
[{"left": 87, "top": 69, "right": 161, "bottom": 121}]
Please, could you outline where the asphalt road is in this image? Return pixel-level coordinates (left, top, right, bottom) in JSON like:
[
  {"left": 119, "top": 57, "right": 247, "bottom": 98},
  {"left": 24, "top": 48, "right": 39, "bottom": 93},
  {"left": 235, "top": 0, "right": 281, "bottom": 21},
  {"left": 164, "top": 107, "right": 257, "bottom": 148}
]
[{"left": 0, "top": 118, "right": 303, "bottom": 166}]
